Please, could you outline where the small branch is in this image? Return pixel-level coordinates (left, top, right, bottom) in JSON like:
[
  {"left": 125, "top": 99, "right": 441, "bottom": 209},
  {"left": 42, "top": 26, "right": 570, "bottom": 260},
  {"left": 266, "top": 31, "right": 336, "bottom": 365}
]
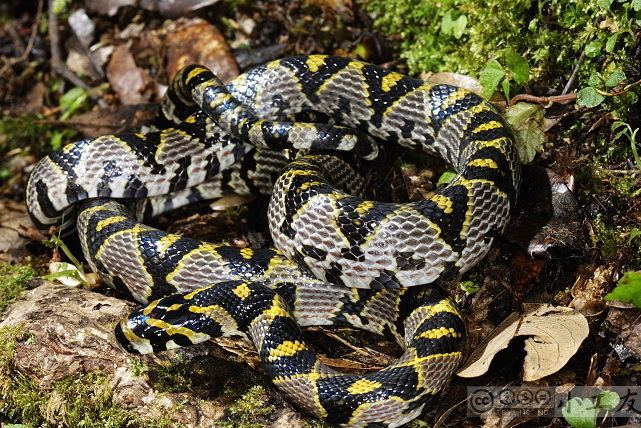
[
  {"left": 598, "top": 169, "right": 641, "bottom": 174},
  {"left": 0, "top": 0, "right": 44, "bottom": 76},
  {"left": 48, "top": 0, "right": 92, "bottom": 91},
  {"left": 596, "top": 78, "right": 641, "bottom": 97},
  {"left": 509, "top": 92, "right": 577, "bottom": 107},
  {"left": 562, "top": 50, "right": 586, "bottom": 95}
]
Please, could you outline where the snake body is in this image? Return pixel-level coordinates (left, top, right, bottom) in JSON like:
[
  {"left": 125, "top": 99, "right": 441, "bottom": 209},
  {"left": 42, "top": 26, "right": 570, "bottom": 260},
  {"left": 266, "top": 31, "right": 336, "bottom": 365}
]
[{"left": 26, "top": 55, "right": 521, "bottom": 427}]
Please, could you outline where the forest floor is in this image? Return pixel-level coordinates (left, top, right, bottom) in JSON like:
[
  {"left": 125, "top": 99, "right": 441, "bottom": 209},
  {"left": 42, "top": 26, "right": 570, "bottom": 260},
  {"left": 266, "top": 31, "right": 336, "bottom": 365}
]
[{"left": 0, "top": 1, "right": 640, "bottom": 427}]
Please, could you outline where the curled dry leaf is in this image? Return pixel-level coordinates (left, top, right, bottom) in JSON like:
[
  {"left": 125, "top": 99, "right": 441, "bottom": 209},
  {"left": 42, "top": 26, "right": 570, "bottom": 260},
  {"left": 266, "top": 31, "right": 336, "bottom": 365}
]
[
  {"left": 570, "top": 264, "right": 614, "bottom": 316},
  {"left": 424, "top": 71, "right": 483, "bottom": 96},
  {"left": 209, "top": 194, "right": 256, "bottom": 211},
  {"left": 458, "top": 303, "right": 589, "bottom": 381},
  {"left": 165, "top": 18, "right": 239, "bottom": 84}
]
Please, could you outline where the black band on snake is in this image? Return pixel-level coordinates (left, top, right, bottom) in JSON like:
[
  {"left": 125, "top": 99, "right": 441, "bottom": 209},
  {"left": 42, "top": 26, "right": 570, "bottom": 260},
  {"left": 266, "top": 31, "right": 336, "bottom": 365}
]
[{"left": 26, "top": 55, "right": 521, "bottom": 427}]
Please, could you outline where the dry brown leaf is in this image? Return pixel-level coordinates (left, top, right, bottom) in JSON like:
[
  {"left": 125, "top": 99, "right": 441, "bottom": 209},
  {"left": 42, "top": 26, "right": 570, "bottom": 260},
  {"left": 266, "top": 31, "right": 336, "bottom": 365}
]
[
  {"left": 66, "top": 104, "right": 157, "bottom": 137},
  {"left": 106, "top": 44, "right": 150, "bottom": 105},
  {"left": 86, "top": 0, "right": 136, "bottom": 16},
  {"left": 165, "top": 18, "right": 238, "bottom": 83},
  {"left": 0, "top": 199, "right": 34, "bottom": 262},
  {"left": 424, "top": 71, "right": 483, "bottom": 95},
  {"left": 209, "top": 194, "right": 256, "bottom": 211},
  {"left": 569, "top": 264, "right": 613, "bottom": 316},
  {"left": 458, "top": 303, "right": 589, "bottom": 381},
  {"left": 140, "top": 0, "right": 221, "bottom": 17}
]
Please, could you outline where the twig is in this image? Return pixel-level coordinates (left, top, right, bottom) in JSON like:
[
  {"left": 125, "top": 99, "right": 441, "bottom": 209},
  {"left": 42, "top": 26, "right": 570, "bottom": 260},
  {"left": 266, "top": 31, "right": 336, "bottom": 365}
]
[
  {"left": 562, "top": 50, "right": 586, "bottom": 95},
  {"left": 597, "top": 78, "right": 641, "bottom": 97},
  {"left": 598, "top": 169, "right": 641, "bottom": 174},
  {"left": 47, "top": 0, "right": 91, "bottom": 91},
  {"left": 0, "top": 0, "right": 44, "bottom": 76},
  {"left": 509, "top": 92, "right": 577, "bottom": 107}
]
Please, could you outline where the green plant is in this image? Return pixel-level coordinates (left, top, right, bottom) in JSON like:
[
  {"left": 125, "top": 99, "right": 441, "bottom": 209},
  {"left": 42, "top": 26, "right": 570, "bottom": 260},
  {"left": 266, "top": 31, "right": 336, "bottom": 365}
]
[
  {"left": 42, "top": 236, "right": 90, "bottom": 288},
  {"left": 605, "top": 271, "right": 641, "bottom": 307},
  {"left": 562, "top": 390, "right": 620, "bottom": 428},
  {"left": 479, "top": 50, "right": 530, "bottom": 100},
  {"left": 363, "top": 0, "right": 641, "bottom": 122},
  {"left": 611, "top": 121, "right": 641, "bottom": 169}
]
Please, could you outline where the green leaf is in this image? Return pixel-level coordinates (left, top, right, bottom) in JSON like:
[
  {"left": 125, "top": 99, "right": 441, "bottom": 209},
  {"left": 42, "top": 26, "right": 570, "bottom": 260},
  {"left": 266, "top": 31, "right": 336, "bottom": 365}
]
[
  {"left": 460, "top": 280, "right": 480, "bottom": 294},
  {"left": 605, "top": 271, "right": 641, "bottom": 308},
  {"left": 441, "top": 10, "right": 468, "bottom": 39},
  {"left": 595, "top": 390, "right": 620, "bottom": 411},
  {"left": 501, "top": 78, "right": 511, "bottom": 101},
  {"left": 605, "top": 33, "right": 619, "bottom": 53},
  {"left": 576, "top": 87, "right": 605, "bottom": 108},
  {"left": 452, "top": 14, "right": 467, "bottom": 39},
  {"left": 479, "top": 59, "right": 505, "bottom": 99},
  {"left": 504, "top": 102, "right": 546, "bottom": 163},
  {"left": 505, "top": 49, "right": 530, "bottom": 84},
  {"left": 59, "top": 86, "right": 89, "bottom": 120},
  {"left": 605, "top": 70, "right": 626, "bottom": 87},
  {"left": 562, "top": 397, "right": 597, "bottom": 428},
  {"left": 584, "top": 40, "right": 602, "bottom": 57},
  {"left": 597, "top": 0, "right": 614, "bottom": 9},
  {"left": 632, "top": 0, "right": 641, "bottom": 11},
  {"left": 52, "top": 0, "right": 70, "bottom": 14},
  {"left": 587, "top": 72, "right": 602, "bottom": 87},
  {"left": 437, "top": 170, "right": 457, "bottom": 186},
  {"left": 49, "top": 131, "right": 64, "bottom": 151},
  {"left": 611, "top": 121, "right": 629, "bottom": 132}
]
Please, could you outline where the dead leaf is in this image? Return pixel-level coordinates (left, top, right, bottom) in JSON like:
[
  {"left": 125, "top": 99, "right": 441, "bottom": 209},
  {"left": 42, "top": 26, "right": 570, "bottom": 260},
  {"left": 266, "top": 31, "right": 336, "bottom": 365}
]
[
  {"left": 606, "top": 307, "right": 641, "bottom": 360},
  {"left": 85, "top": 0, "right": 136, "bottom": 16},
  {"left": 209, "top": 194, "right": 256, "bottom": 211},
  {"left": 15, "top": 82, "right": 47, "bottom": 114},
  {"left": 139, "top": 0, "right": 222, "bottom": 18},
  {"left": 458, "top": 304, "right": 589, "bottom": 381},
  {"left": 424, "top": 71, "right": 483, "bottom": 96},
  {"left": 68, "top": 9, "right": 95, "bottom": 48},
  {"left": 399, "top": 163, "right": 434, "bottom": 200},
  {"left": 164, "top": 18, "right": 239, "bottom": 83},
  {"left": 0, "top": 199, "right": 34, "bottom": 262},
  {"left": 66, "top": 104, "right": 157, "bottom": 137},
  {"left": 570, "top": 265, "right": 613, "bottom": 316},
  {"left": 106, "top": 44, "right": 150, "bottom": 105}
]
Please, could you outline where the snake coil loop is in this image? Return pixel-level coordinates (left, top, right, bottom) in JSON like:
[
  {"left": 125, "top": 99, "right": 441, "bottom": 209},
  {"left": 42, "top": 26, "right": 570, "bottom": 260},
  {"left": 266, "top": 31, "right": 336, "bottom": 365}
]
[{"left": 26, "top": 55, "right": 520, "bottom": 427}]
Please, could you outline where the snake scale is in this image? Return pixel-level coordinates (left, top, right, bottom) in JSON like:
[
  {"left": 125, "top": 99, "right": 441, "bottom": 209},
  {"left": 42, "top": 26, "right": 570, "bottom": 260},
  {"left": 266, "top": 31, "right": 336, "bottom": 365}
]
[{"left": 26, "top": 55, "right": 521, "bottom": 427}]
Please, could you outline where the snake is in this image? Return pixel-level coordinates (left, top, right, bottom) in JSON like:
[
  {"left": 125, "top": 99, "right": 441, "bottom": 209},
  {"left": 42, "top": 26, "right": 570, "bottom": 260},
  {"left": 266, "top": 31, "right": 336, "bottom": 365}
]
[{"left": 26, "top": 55, "right": 521, "bottom": 427}]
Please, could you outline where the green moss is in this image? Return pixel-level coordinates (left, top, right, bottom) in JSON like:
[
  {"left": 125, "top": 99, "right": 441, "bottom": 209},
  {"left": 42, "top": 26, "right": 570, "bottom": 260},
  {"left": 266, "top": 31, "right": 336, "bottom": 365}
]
[
  {"left": 135, "top": 354, "right": 193, "bottom": 393},
  {"left": 0, "top": 327, "right": 183, "bottom": 427},
  {"left": 0, "top": 263, "right": 36, "bottom": 314},
  {"left": 593, "top": 214, "right": 641, "bottom": 269},
  {"left": 218, "top": 385, "right": 275, "bottom": 428},
  {"left": 362, "top": 0, "right": 640, "bottom": 120},
  {"left": 303, "top": 419, "right": 333, "bottom": 428}
]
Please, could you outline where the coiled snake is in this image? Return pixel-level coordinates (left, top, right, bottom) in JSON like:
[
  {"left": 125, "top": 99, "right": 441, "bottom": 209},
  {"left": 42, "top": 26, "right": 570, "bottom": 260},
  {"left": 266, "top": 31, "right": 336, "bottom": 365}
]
[{"left": 26, "top": 55, "right": 521, "bottom": 427}]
